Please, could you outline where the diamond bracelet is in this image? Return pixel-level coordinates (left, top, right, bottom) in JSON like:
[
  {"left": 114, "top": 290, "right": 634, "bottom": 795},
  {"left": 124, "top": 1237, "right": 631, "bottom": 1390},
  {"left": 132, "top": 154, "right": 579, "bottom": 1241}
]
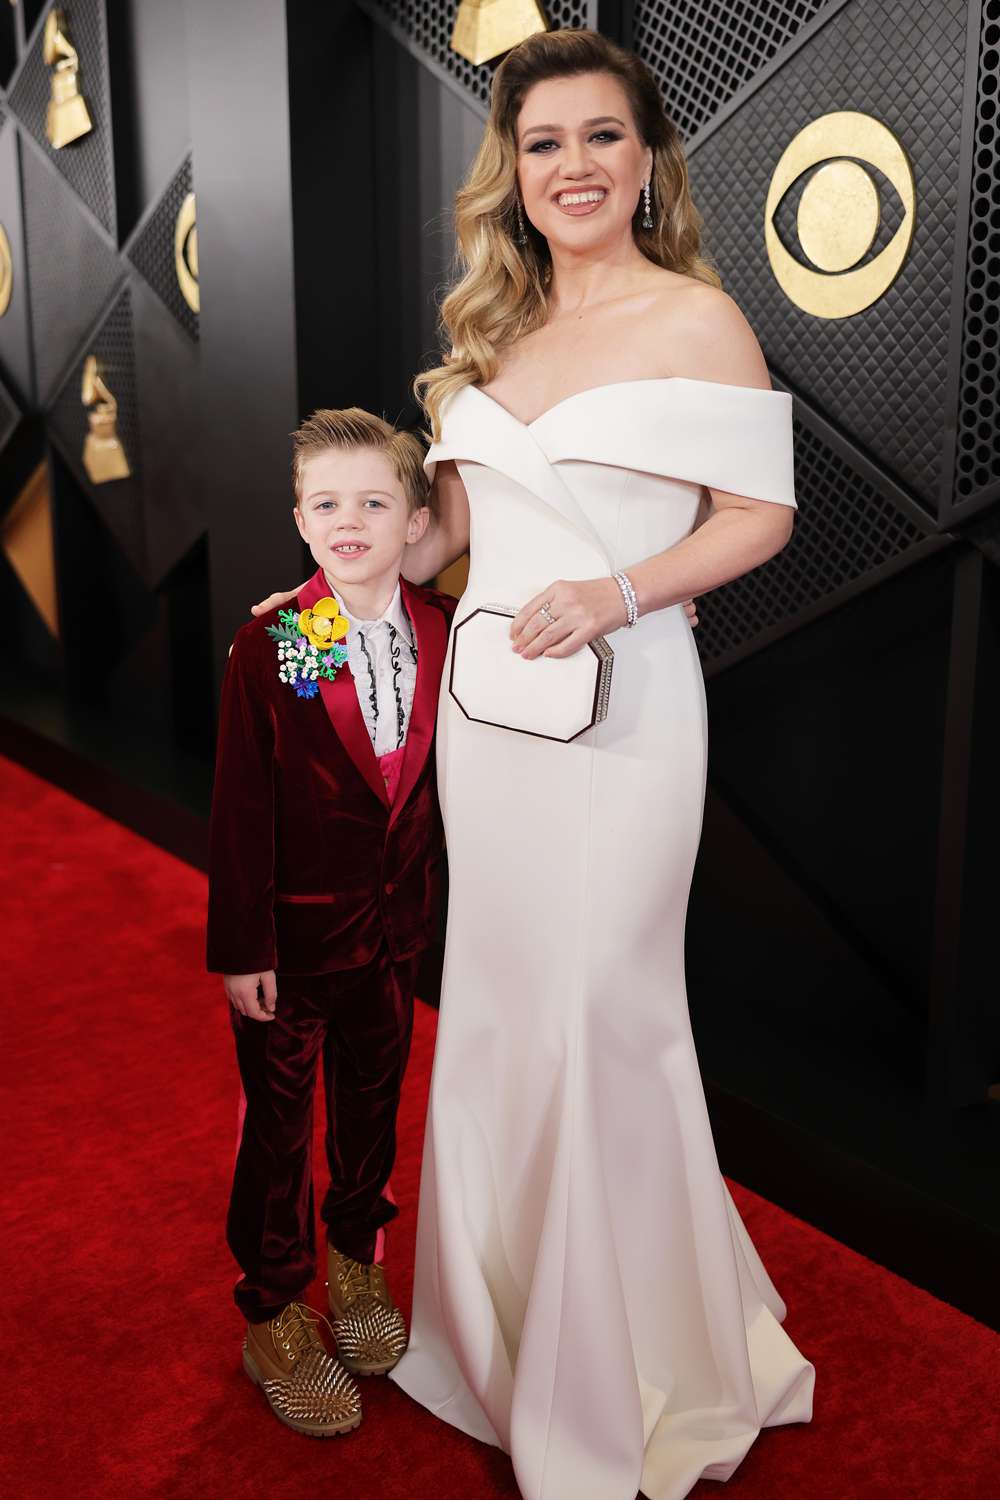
[{"left": 613, "top": 570, "right": 639, "bottom": 629}]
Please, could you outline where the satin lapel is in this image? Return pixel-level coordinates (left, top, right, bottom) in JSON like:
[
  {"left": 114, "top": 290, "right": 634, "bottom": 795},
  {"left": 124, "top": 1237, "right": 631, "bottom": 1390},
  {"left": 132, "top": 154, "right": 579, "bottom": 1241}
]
[
  {"left": 389, "top": 581, "right": 448, "bottom": 828},
  {"left": 439, "top": 386, "right": 613, "bottom": 569},
  {"left": 296, "top": 571, "right": 390, "bottom": 810}
]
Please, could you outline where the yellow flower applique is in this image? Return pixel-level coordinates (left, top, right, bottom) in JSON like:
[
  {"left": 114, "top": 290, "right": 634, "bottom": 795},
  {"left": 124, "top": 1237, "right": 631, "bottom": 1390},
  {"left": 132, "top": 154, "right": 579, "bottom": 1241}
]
[{"left": 298, "top": 596, "right": 350, "bottom": 651}]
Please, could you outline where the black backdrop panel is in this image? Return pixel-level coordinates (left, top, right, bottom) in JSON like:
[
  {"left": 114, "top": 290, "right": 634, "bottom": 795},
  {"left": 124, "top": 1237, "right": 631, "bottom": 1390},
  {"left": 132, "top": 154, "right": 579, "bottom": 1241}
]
[
  {"left": 687, "top": 0, "right": 968, "bottom": 516},
  {"left": 706, "top": 548, "right": 954, "bottom": 1005},
  {"left": 20, "top": 144, "right": 123, "bottom": 403},
  {"left": 105, "top": 0, "right": 190, "bottom": 244},
  {"left": 0, "top": 119, "right": 36, "bottom": 403},
  {"left": 0, "top": 5, "right": 17, "bottom": 88},
  {"left": 371, "top": 24, "right": 485, "bottom": 415},
  {"left": 130, "top": 274, "right": 204, "bottom": 585},
  {"left": 8, "top": 0, "right": 117, "bottom": 237}
]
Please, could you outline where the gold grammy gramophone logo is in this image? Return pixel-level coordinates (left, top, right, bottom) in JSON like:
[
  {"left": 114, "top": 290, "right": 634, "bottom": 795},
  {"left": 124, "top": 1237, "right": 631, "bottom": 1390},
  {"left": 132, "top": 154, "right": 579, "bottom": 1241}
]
[
  {"left": 81, "top": 355, "right": 131, "bottom": 485},
  {"left": 450, "top": 0, "right": 547, "bottom": 68},
  {"left": 764, "top": 112, "right": 915, "bottom": 319},
  {"left": 174, "top": 191, "right": 199, "bottom": 314},
  {"left": 44, "top": 8, "right": 94, "bottom": 150}
]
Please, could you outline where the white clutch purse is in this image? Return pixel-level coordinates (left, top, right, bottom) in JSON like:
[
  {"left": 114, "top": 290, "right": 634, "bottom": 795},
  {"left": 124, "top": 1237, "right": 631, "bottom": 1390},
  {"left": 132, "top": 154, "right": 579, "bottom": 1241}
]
[{"left": 449, "top": 604, "right": 614, "bottom": 743}]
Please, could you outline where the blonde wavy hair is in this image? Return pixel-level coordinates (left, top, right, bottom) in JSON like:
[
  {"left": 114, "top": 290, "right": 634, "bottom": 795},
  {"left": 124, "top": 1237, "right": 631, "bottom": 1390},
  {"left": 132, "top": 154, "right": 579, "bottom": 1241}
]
[{"left": 417, "top": 28, "right": 720, "bottom": 438}]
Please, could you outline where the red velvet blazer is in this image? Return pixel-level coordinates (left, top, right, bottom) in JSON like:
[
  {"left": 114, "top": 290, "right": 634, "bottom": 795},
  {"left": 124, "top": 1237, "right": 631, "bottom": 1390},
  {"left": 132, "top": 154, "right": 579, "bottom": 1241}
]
[{"left": 207, "top": 569, "right": 456, "bottom": 977}]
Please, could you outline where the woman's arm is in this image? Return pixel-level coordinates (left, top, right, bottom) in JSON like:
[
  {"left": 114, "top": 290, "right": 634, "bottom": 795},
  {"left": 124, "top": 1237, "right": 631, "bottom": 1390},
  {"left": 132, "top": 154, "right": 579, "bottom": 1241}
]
[
  {"left": 401, "top": 460, "right": 471, "bottom": 585},
  {"left": 512, "top": 289, "right": 792, "bottom": 658}
]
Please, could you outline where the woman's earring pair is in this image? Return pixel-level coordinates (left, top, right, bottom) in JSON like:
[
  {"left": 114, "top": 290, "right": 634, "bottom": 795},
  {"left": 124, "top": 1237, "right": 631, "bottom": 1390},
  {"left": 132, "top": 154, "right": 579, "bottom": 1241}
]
[{"left": 641, "top": 181, "right": 653, "bottom": 230}]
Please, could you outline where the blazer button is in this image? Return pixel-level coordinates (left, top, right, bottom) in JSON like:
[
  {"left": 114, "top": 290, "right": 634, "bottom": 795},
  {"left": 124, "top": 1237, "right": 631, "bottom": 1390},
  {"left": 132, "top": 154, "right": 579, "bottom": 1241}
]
[{"left": 384, "top": 881, "right": 395, "bottom": 895}]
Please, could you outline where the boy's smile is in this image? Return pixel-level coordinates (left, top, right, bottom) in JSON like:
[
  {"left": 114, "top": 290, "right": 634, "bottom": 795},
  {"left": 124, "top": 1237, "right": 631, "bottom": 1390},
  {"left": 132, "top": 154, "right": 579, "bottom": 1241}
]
[{"left": 294, "top": 447, "right": 429, "bottom": 619}]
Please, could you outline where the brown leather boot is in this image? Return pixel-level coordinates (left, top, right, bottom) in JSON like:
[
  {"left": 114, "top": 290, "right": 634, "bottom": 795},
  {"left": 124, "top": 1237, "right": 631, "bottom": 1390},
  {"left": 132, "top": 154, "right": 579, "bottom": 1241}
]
[
  {"left": 242, "top": 1301, "right": 362, "bottom": 1436},
  {"left": 327, "top": 1245, "right": 408, "bottom": 1376}
]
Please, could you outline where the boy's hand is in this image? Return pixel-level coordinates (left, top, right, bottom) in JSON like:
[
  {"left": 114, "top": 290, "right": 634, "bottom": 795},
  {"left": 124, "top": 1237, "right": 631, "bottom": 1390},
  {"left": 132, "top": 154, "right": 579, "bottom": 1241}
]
[{"left": 225, "top": 971, "right": 277, "bottom": 1021}]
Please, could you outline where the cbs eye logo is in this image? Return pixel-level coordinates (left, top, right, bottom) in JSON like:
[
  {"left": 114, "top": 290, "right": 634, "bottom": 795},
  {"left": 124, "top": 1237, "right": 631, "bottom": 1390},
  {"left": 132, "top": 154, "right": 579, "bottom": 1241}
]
[
  {"left": 764, "top": 111, "right": 915, "bottom": 320},
  {"left": 0, "top": 224, "right": 12, "bottom": 318},
  {"left": 174, "top": 191, "right": 199, "bottom": 315}
]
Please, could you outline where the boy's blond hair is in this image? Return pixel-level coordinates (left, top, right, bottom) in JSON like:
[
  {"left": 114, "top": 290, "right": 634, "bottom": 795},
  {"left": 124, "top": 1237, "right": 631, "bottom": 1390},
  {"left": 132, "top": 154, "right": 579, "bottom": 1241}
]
[{"left": 291, "top": 407, "right": 429, "bottom": 513}]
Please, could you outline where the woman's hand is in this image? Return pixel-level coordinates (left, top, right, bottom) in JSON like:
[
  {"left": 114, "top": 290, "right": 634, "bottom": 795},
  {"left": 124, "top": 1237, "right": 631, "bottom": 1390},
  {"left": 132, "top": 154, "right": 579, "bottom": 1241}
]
[
  {"left": 251, "top": 583, "right": 305, "bottom": 617},
  {"left": 511, "top": 577, "right": 629, "bottom": 659},
  {"left": 511, "top": 579, "right": 700, "bottom": 658}
]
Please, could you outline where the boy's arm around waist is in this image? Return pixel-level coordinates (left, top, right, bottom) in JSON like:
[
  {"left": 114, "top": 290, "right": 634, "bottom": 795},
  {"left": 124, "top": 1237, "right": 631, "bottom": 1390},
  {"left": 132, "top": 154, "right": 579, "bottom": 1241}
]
[{"left": 206, "top": 625, "right": 277, "bottom": 975}]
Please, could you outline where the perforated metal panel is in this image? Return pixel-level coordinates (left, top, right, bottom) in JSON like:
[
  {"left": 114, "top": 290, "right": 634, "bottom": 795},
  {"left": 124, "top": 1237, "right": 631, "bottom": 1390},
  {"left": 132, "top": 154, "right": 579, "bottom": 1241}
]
[
  {"left": 360, "top": 0, "right": 596, "bottom": 112},
  {"left": 696, "top": 399, "right": 935, "bottom": 671},
  {"left": 633, "top": 0, "right": 829, "bottom": 141},
  {"left": 8, "top": 0, "right": 116, "bottom": 236},
  {"left": 688, "top": 0, "right": 968, "bottom": 517},
  {"left": 953, "top": 0, "right": 1000, "bottom": 509},
  {"left": 20, "top": 143, "right": 123, "bottom": 403},
  {"left": 126, "top": 155, "right": 198, "bottom": 342},
  {"left": 47, "top": 286, "right": 145, "bottom": 574}
]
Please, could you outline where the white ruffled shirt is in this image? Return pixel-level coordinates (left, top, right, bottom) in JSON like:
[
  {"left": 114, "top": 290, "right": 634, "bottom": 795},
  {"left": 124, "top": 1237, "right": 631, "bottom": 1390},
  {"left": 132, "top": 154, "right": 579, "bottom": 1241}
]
[{"left": 343, "top": 585, "right": 418, "bottom": 755}]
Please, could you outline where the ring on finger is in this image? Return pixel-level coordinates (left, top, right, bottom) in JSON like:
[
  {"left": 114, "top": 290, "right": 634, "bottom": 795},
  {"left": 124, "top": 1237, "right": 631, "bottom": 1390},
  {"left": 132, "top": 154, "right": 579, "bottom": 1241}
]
[{"left": 539, "top": 603, "right": 556, "bottom": 626}]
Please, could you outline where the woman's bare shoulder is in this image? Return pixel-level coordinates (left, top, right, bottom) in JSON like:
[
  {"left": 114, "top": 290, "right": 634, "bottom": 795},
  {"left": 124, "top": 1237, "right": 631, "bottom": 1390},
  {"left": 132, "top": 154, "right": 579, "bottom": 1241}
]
[{"left": 648, "top": 279, "right": 771, "bottom": 390}]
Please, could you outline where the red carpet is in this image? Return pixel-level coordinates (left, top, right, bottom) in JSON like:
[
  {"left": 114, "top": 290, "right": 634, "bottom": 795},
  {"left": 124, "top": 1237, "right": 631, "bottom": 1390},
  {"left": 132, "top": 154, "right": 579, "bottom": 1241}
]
[{"left": 4, "top": 753, "right": 998, "bottom": 1499}]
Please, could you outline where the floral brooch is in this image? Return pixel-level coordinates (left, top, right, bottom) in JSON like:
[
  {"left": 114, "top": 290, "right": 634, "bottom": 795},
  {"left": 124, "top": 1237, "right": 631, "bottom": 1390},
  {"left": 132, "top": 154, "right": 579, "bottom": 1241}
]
[{"left": 265, "top": 596, "right": 350, "bottom": 700}]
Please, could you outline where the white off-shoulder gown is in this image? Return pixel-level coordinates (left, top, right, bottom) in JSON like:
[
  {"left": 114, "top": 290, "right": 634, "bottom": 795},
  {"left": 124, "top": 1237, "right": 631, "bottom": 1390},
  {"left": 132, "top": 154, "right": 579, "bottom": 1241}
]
[{"left": 390, "top": 379, "right": 815, "bottom": 1500}]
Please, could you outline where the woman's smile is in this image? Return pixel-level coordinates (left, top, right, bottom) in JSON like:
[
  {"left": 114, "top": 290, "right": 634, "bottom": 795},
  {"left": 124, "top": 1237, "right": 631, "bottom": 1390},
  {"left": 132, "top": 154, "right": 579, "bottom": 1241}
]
[{"left": 555, "top": 188, "right": 608, "bottom": 215}]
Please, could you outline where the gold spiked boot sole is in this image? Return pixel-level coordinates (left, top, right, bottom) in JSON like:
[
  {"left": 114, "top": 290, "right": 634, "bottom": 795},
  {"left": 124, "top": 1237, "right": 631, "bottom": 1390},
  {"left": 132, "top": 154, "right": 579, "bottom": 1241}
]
[{"left": 328, "top": 1248, "right": 408, "bottom": 1377}]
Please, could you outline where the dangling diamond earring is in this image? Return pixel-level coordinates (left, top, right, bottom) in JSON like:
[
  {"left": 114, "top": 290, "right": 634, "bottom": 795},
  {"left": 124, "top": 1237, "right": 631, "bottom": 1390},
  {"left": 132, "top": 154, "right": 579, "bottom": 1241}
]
[
  {"left": 641, "top": 181, "right": 653, "bottom": 230},
  {"left": 515, "top": 197, "right": 528, "bottom": 246}
]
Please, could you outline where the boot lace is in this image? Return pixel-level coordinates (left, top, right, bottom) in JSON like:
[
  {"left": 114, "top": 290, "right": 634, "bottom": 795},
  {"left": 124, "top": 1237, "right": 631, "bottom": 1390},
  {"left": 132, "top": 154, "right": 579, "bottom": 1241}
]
[
  {"left": 269, "top": 1301, "right": 337, "bottom": 1363},
  {"left": 339, "top": 1256, "right": 388, "bottom": 1309}
]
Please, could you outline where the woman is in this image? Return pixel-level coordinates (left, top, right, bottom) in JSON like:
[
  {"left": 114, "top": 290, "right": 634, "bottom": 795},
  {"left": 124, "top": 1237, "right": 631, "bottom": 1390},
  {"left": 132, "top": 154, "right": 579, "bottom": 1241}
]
[{"left": 261, "top": 28, "right": 814, "bottom": 1500}]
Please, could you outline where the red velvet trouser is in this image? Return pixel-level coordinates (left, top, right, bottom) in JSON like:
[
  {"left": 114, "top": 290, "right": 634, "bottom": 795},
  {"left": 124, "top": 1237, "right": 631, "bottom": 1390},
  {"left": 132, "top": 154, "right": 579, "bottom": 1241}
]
[{"left": 227, "top": 946, "right": 418, "bottom": 1322}]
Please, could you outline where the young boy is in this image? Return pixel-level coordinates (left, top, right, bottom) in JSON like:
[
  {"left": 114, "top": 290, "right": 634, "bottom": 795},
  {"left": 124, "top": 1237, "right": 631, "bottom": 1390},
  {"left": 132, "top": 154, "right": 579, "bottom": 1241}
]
[{"left": 207, "top": 408, "right": 455, "bottom": 1437}]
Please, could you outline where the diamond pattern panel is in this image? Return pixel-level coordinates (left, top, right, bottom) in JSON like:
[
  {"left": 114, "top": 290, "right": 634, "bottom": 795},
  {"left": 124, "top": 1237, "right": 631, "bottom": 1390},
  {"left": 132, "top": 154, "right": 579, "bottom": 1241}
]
[
  {"left": 47, "top": 286, "right": 145, "bottom": 575},
  {"left": 362, "top": 0, "right": 595, "bottom": 111},
  {"left": 688, "top": 0, "right": 967, "bottom": 515},
  {"left": 21, "top": 143, "right": 122, "bottom": 402},
  {"left": 633, "top": 0, "right": 830, "bottom": 141},
  {"left": 696, "top": 404, "right": 932, "bottom": 669},
  {"left": 126, "top": 155, "right": 198, "bottom": 342},
  {"left": 9, "top": 0, "right": 115, "bottom": 235},
  {"left": 953, "top": 0, "right": 1000, "bottom": 508}
]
